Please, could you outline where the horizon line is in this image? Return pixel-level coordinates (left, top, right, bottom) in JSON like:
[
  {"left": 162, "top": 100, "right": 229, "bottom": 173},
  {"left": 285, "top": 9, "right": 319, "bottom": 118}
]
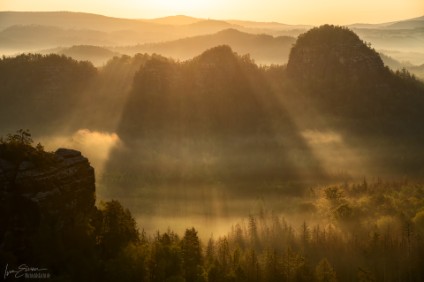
[{"left": 1, "top": 10, "right": 423, "bottom": 27}]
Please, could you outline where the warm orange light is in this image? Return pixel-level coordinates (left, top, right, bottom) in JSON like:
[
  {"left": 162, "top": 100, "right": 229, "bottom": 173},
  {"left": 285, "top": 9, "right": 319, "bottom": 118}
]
[
  {"left": 154, "top": 0, "right": 211, "bottom": 15},
  {"left": 1, "top": 0, "right": 423, "bottom": 25}
]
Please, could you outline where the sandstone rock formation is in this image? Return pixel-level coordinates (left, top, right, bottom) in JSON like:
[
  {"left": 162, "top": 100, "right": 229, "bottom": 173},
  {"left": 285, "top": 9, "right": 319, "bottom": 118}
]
[
  {"left": 0, "top": 148, "right": 95, "bottom": 262},
  {"left": 0, "top": 148, "right": 95, "bottom": 212}
]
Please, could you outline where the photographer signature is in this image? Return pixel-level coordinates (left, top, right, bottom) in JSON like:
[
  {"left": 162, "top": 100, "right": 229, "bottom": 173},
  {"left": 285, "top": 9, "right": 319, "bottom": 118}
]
[{"left": 4, "top": 264, "right": 49, "bottom": 279}]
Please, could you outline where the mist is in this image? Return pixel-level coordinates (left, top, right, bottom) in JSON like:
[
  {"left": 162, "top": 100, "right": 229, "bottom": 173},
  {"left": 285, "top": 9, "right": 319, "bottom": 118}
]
[
  {"left": 40, "top": 129, "right": 121, "bottom": 174},
  {"left": 2, "top": 12, "right": 424, "bottom": 281}
]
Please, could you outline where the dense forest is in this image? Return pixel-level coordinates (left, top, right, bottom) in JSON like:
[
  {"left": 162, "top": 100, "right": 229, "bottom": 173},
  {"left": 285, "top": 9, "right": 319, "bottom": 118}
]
[
  {"left": 112, "top": 180, "right": 424, "bottom": 282},
  {"left": 1, "top": 25, "right": 424, "bottom": 280},
  {"left": 1, "top": 132, "right": 424, "bottom": 281}
]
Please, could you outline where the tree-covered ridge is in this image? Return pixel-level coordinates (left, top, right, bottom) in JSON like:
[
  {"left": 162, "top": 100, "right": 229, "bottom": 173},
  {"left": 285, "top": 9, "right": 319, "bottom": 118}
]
[
  {"left": 286, "top": 24, "right": 424, "bottom": 116},
  {"left": 1, "top": 26, "right": 424, "bottom": 181},
  {"left": 287, "top": 25, "right": 387, "bottom": 88},
  {"left": 104, "top": 29, "right": 424, "bottom": 189},
  {"left": 0, "top": 53, "right": 96, "bottom": 134},
  {"left": 108, "top": 45, "right": 325, "bottom": 185},
  {"left": 124, "top": 45, "right": 274, "bottom": 137},
  {"left": 281, "top": 25, "right": 424, "bottom": 177}
]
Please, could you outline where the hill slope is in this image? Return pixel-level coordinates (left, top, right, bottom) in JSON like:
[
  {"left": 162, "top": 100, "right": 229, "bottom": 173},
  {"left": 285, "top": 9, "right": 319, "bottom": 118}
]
[
  {"left": 286, "top": 25, "right": 424, "bottom": 175},
  {"left": 105, "top": 45, "right": 323, "bottom": 186},
  {"left": 0, "top": 11, "right": 304, "bottom": 54},
  {"left": 45, "top": 45, "right": 120, "bottom": 66},
  {"left": 1, "top": 25, "right": 424, "bottom": 182},
  {"left": 117, "top": 28, "right": 295, "bottom": 64},
  {"left": 2, "top": 11, "right": 423, "bottom": 65}
]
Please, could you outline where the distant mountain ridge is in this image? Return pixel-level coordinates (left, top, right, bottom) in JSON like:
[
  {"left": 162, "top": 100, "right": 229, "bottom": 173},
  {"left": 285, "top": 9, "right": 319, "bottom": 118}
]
[
  {"left": 1, "top": 11, "right": 423, "bottom": 67},
  {"left": 0, "top": 11, "right": 160, "bottom": 31},
  {"left": 1, "top": 11, "right": 421, "bottom": 31},
  {"left": 149, "top": 15, "right": 201, "bottom": 25},
  {"left": 36, "top": 28, "right": 295, "bottom": 66},
  {"left": 348, "top": 15, "right": 424, "bottom": 29},
  {"left": 380, "top": 52, "right": 424, "bottom": 79},
  {"left": 386, "top": 15, "right": 424, "bottom": 29},
  {"left": 116, "top": 28, "right": 296, "bottom": 64},
  {"left": 0, "top": 11, "right": 307, "bottom": 55},
  {"left": 0, "top": 11, "right": 309, "bottom": 32}
]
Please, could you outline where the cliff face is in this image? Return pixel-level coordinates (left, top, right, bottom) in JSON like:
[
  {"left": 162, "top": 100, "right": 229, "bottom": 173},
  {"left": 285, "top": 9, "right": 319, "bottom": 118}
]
[
  {"left": 0, "top": 148, "right": 95, "bottom": 263},
  {"left": 0, "top": 148, "right": 95, "bottom": 213}
]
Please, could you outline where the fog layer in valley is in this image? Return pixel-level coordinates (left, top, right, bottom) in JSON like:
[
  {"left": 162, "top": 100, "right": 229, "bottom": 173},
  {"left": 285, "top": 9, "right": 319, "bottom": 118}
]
[
  {"left": 2, "top": 8, "right": 424, "bottom": 280},
  {"left": 2, "top": 22, "right": 424, "bottom": 239}
]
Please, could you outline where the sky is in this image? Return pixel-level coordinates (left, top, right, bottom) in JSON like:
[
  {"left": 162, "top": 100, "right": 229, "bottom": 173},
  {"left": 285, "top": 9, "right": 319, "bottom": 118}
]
[{"left": 1, "top": 0, "right": 423, "bottom": 25}]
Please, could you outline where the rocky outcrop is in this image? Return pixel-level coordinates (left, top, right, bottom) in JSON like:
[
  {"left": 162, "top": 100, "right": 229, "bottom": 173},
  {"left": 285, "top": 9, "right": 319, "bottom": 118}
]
[
  {"left": 0, "top": 148, "right": 95, "bottom": 213},
  {"left": 0, "top": 148, "right": 95, "bottom": 263}
]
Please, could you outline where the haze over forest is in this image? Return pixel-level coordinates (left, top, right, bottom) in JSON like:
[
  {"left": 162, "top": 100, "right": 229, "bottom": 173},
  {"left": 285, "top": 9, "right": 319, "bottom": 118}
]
[
  {"left": 1, "top": 12, "right": 424, "bottom": 71},
  {"left": 1, "top": 8, "right": 424, "bottom": 281}
]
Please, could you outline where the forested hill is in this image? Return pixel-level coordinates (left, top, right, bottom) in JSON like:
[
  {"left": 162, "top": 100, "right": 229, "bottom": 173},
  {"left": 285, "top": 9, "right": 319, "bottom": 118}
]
[
  {"left": 287, "top": 25, "right": 424, "bottom": 124},
  {"left": 103, "top": 27, "right": 424, "bottom": 190},
  {"left": 1, "top": 25, "right": 424, "bottom": 181},
  {"left": 0, "top": 54, "right": 96, "bottom": 134},
  {"left": 284, "top": 25, "right": 424, "bottom": 176},
  {"left": 287, "top": 25, "right": 387, "bottom": 87},
  {"left": 106, "top": 45, "right": 324, "bottom": 185}
]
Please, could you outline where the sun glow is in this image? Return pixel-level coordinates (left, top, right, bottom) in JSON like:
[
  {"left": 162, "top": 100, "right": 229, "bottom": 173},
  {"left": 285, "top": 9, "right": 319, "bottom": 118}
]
[
  {"left": 1, "top": 0, "right": 423, "bottom": 25},
  {"left": 154, "top": 0, "right": 211, "bottom": 15}
]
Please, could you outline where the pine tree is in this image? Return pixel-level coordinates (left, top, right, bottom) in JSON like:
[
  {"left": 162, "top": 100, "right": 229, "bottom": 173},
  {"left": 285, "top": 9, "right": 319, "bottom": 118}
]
[
  {"left": 315, "top": 258, "right": 337, "bottom": 282},
  {"left": 181, "top": 228, "right": 204, "bottom": 282}
]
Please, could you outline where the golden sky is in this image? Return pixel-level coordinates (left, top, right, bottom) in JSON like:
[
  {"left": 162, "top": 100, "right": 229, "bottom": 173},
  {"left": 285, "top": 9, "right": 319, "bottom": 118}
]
[{"left": 1, "top": 0, "right": 423, "bottom": 25}]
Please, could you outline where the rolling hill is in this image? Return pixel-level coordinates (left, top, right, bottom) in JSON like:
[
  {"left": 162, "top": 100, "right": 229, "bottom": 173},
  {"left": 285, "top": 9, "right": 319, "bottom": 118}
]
[
  {"left": 43, "top": 45, "right": 120, "bottom": 66},
  {"left": 0, "top": 11, "right": 306, "bottom": 53},
  {"left": 147, "top": 15, "right": 201, "bottom": 26},
  {"left": 39, "top": 28, "right": 295, "bottom": 66},
  {"left": 385, "top": 15, "right": 424, "bottom": 29},
  {"left": 116, "top": 28, "right": 296, "bottom": 64},
  {"left": 1, "top": 11, "right": 423, "bottom": 66}
]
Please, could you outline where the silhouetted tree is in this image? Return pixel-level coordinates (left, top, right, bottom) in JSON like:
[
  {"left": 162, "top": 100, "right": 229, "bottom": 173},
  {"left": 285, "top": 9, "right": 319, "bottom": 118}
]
[
  {"left": 96, "top": 200, "right": 139, "bottom": 259},
  {"left": 315, "top": 258, "right": 337, "bottom": 282},
  {"left": 181, "top": 228, "right": 205, "bottom": 282}
]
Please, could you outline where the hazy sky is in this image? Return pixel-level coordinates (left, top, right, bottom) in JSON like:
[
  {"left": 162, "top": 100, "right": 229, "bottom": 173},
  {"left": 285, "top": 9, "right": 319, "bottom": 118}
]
[{"left": 1, "top": 0, "right": 423, "bottom": 25}]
